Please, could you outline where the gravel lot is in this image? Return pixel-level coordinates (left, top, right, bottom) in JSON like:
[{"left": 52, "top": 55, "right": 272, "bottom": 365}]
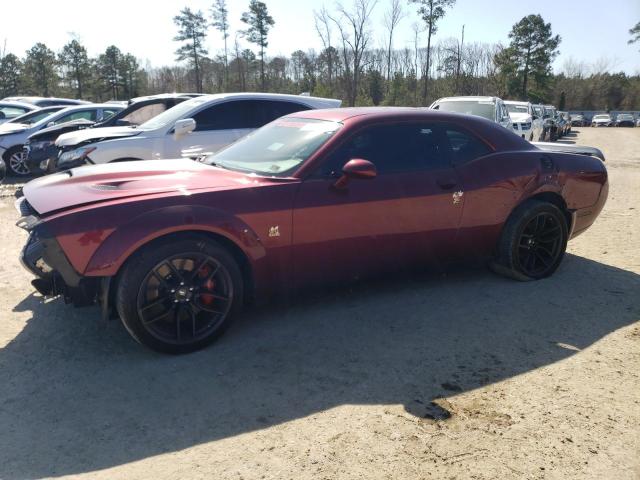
[{"left": 0, "top": 128, "right": 638, "bottom": 480}]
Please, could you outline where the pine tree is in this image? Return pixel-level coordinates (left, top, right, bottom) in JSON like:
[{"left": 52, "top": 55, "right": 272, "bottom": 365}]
[
  {"left": 211, "top": 0, "right": 230, "bottom": 89},
  {"left": 173, "top": 7, "right": 209, "bottom": 93},
  {"left": 241, "top": 0, "right": 275, "bottom": 91},
  {"left": 23, "top": 43, "right": 59, "bottom": 96},
  {"left": 59, "top": 39, "right": 91, "bottom": 99}
]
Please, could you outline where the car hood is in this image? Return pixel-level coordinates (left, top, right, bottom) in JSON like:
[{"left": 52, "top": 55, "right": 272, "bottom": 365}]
[
  {"left": 29, "top": 119, "right": 95, "bottom": 142},
  {"left": 508, "top": 112, "right": 531, "bottom": 123},
  {"left": 0, "top": 123, "right": 29, "bottom": 135},
  {"left": 56, "top": 125, "right": 142, "bottom": 147},
  {"left": 23, "top": 159, "right": 256, "bottom": 215}
]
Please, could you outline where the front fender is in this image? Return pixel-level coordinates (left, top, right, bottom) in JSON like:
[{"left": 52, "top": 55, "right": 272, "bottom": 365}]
[{"left": 83, "top": 205, "right": 265, "bottom": 277}]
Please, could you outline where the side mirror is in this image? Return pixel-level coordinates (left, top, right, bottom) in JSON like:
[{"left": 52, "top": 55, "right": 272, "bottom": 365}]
[
  {"left": 115, "top": 119, "right": 131, "bottom": 126},
  {"left": 173, "top": 118, "right": 196, "bottom": 139},
  {"left": 532, "top": 115, "right": 539, "bottom": 120},
  {"left": 334, "top": 158, "right": 377, "bottom": 188},
  {"left": 47, "top": 121, "right": 55, "bottom": 127}
]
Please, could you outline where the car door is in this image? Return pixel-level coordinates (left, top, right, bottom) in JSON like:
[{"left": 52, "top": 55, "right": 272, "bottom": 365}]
[
  {"left": 166, "top": 101, "right": 247, "bottom": 158},
  {"left": 448, "top": 125, "right": 532, "bottom": 259},
  {"left": 291, "top": 121, "right": 464, "bottom": 287}
]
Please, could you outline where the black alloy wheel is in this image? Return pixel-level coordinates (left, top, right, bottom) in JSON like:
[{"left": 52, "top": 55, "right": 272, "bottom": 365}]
[
  {"left": 116, "top": 235, "right": 243, "bottom": 354},
  {"left": 492, "top": 200, "right": 568, "bottom": 281},
  {"left": 516, "top": 212, "right": 564, "bottom": 278},
  {"left": 136, "top": 253, "right": 234, "bottom": 345}
]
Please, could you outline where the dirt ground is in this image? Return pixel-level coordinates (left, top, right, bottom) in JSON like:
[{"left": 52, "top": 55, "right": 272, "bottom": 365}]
[{"left": 0, "top": 128, "right": 638, "bottom": 480}]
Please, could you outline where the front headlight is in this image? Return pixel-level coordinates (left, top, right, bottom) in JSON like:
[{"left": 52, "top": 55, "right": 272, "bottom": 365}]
[
  {"left": 58, "top": 146, "right": 96, "bottom": 165},
  {"left": 28, "top": 140, "right": 53, "bottom": 151}
]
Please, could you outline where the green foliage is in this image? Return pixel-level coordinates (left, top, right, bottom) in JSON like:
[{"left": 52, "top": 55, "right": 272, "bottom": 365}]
[
  {"left": 173, "top": 7, "right": 209, "bottom": 92},
  {"left": 366, "top": 70, "right": 385, "bottom": 105},
  {"left": 629, "top": 21, "right": 640, "bottom": 49},
  {"left": 558, "top": 91, "right": 566, "bottom": 110},
  {"left": 241, "top": 0, "right": 275, "bottom": 91},
  {"left": 0, "top": 10, "right": 638, "bottom": 112},
  {"left": 409, "top": 0, "right": 456, "bottom": 104},
  {"left": 23, "top": 43, "right": 58, "bottom": 96},
  {"left": 0, "top": 53, "right": 22, "bottom": 97},
  {"left": 59, "top": 40, "right": 91, "bottom": 98},
  {"left": 409, "top": 0, "right": 456, "bottom": 34},
  {"left": 505, "top": 14, "right": 561, "bottom": 99},
  {"left": 211, "top": 0, "right": 230, "bottom": 87}
]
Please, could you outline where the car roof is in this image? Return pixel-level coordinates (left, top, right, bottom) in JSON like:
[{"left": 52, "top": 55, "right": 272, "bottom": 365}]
[
  {"left": 504, "top": 100, "right": 530, "bottom": 105},
  {"left": 289, "top": 107, "right": 530, "bottom": 146},
  {"left": 128, "top": 93, "right": 198, "bottom": 103},
  {"left": 56, "top": 103, "right": 125, "bottom": 111},
  {"left": 434, "top": 96, "right": 499, "bottom": 103},
  {"left": 0, "top": 100, "right": 38, "bottom": 110},
  {"left": 3, "top": 96, "right": 89, "bottom": 105},
  {"left": 183, "top": 92, "right": 341, "bottom": 109}
]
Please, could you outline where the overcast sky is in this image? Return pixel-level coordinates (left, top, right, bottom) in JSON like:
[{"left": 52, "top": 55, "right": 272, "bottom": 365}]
[{"left": 1, "top": 0, "right": 638, "bottom": 74}]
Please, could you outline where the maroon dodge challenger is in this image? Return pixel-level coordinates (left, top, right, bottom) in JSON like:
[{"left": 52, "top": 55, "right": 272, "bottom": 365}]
[{"left": 17, "top": 108, "right": 608, "bottom": 353}]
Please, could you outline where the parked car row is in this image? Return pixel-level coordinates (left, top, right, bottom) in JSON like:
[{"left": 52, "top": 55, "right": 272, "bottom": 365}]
[
  {"left": 428, "top": 96, "right": 572, "bottom": 143},
  {"left": 0, "top": 92, "right": 340, "bottom": 182},
  {"left": 569, "top": 112, "right": 638, "bottom": 127}
]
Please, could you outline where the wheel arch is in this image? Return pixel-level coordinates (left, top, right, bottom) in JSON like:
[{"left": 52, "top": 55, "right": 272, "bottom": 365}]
[
  {"left": 110, "top": 229, "right": 256, "bottom": 306},
  {"left": 2, "top": 144, "right": 24, "bottom": 161},
  {"left": 527, "top": 191, "right": 572, "bottom": 232}
]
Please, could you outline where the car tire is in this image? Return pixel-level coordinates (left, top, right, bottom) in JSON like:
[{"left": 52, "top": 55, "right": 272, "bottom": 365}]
[
  {"left": 115, "top": 234, "right": 244, "bottom": 354},
  {"left": 3, "top": 146, "right": 30, "bottom": 176},
  {"left": 0, "top": 158, "right": 6, "bottom": 184},
  {"left": 491, "top": 200, "right": 568, "bottom": 282}
]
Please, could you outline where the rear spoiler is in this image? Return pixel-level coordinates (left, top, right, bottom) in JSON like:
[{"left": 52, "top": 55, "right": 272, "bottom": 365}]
[{"left": 532, "top": 142, "right": 605, "bottom": 162}]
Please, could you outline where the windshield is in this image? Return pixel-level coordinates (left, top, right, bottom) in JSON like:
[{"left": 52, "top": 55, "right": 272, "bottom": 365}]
[
  {"left": 594, "top": 114, "right": 610, "bottom": 119},
  {"left": 618, "top": 114, "right": 633, "bottom": 120},
  {"left": 140, "top": 97, "right": 208, "bottom": 130},
  {"left": 506, "top": 104, "right": 528, "bottom": 114},
  {"left": 205, "top": 117, "right": 341, "bottom": 176},
  {"left": 432, "top": 100, "right": 495, "bottom": 121}
]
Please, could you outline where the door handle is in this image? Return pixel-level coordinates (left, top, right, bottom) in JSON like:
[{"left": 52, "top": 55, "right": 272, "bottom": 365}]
[{"left": 436, "top": 179, "right": 457, "bottom": 190}]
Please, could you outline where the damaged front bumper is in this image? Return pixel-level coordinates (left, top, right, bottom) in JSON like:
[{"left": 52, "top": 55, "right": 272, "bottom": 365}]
[
  {"left": 16, "top": 197, "right": 103, "bottom": 307},
  {"left": 20, "top": 226, "right": 100, "bottom": 306}
]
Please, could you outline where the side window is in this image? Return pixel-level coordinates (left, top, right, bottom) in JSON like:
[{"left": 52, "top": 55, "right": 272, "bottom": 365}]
[
  {"left": 100, "top": 109, "right": 119, "bottom": 121},
  {"left": 122, "top": 103, "right": 167, "bottom": 125},
  {"left": 0, "top": 106, "right": 28, "bottom": 118},
  {"left": 445, "top": 128, "right": 492, "bottom": 166},
  {"left": 193, "top": 101, "right": 249, "bottom": 131},
  {"left": 261, "top": 100, "right": 311, "bottom": 124},
  {"left": 54, "top": 110, "right": 96, "bottom": 124},
  {"left": 318, "top": 123, "right": 450, "bottom": 176}
]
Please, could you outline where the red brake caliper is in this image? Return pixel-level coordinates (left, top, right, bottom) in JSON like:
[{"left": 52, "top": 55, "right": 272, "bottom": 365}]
[{"left": 197, "top": 265, "right": 216, "bottom": 305}]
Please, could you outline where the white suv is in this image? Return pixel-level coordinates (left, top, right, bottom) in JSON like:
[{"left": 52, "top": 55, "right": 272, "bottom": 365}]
[
  {"left": 56, "top": 93, "right": 341, "bottom": 169},
  {"left": 504, "top": 100, "right": 544, "bottom": 141},
  {"left": 429, "top": 96, "right": 515, "bottom": 133}
]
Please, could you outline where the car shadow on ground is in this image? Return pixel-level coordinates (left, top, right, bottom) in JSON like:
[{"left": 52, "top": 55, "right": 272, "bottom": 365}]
[{"left": 0, "top": 254, "right": 638, "bottom": 479}]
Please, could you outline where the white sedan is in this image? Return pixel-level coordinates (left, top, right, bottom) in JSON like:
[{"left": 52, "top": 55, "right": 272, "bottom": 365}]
[{"left": 55, "top": 93, "right": 342, "bottom": 169}]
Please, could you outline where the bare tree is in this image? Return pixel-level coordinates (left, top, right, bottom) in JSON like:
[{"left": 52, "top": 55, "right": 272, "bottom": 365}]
[
  {"left": 410, "top": 0, "right": 456, "bottom": 104},
  {"left": 329, "top": 0, "right": 378, "bottom": 106},
  {"left": 383, "top": 0, "right": 403, "bottom": 87},
  {"left": 314, "top": 6, "right": 335, "bottom": 88}
]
